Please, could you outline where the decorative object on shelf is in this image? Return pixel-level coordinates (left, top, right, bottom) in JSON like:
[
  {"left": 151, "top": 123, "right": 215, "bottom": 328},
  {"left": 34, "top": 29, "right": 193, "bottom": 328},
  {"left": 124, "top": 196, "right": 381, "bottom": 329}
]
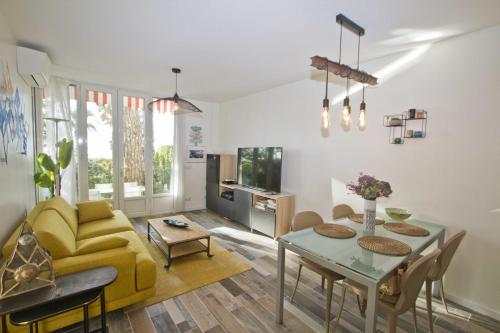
[
  {"left": 383, "top": 223, "right": 430, "bottom": 237},
  {"left": 311, "top": 14, "right": 378, "bottom": 132},
  {"left": 313, "top": 224, "right": 356, "bottom": 239},
  {"left": 0, "top": 220, "right": 55, "bottom": 300},
  {"left": 385, "top": 208, "right": 412, "bottom": 221},
  {"left": 357, "top": 236, "right": 411, "bottom": 256},
  {"left": 384, "top": 110, "right": 428, "bottom": 144},
  {"left": 347, "top": 173, "right": 392, "bottom": 234},
  {"left": 34, "top": 137, "right": 73, "bottom": 197},
  {"left": 148, "top": 68, "right": 203, "bottom": 115}
]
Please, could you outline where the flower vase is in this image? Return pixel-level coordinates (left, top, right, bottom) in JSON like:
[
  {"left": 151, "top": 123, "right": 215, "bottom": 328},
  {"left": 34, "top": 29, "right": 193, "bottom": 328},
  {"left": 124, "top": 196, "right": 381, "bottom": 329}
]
[{"left": 363, "top": 199, "right": 377, "bottom": 234}]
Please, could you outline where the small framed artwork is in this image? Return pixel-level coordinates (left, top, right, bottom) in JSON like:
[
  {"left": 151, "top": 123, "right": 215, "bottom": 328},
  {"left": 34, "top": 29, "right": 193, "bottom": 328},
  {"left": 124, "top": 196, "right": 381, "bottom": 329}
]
[{"left": 186, "top": 146, "right": 206, "bottom": 163}]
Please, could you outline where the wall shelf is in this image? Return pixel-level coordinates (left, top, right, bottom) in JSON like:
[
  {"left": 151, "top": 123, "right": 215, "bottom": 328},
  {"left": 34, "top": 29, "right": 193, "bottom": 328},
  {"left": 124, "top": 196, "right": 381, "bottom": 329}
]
[{"left": 384, "top": 110, "right": 427, "bottom": 144}]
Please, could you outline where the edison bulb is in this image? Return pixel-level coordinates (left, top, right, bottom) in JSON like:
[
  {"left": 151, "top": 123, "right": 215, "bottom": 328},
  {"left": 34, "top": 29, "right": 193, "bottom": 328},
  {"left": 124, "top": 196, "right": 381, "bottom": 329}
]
[
  {"left": 174, "top": 102, "right": 179, "bottom": 111},
  {"left": 321, "top": 106, "right": 330, "bottom": 129},
  {"left": 358, "top": 101, "right": 366, "bottom": 130},
  {"left": 342, "top": 105, "right": 351, "bottom": 126}
]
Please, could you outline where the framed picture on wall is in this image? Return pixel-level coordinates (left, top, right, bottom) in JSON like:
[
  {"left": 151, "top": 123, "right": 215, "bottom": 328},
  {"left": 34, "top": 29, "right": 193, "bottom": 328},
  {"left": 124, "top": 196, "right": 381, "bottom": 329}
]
[{"left": 185, "top": 146, "right": 206, "bottom": 163}]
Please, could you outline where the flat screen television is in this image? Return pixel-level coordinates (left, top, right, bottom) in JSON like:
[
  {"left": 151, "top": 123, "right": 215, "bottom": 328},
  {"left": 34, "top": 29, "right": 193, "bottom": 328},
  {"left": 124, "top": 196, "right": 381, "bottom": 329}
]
[{"left": 237, "top": 147, "right": 282, "bottom": 193}]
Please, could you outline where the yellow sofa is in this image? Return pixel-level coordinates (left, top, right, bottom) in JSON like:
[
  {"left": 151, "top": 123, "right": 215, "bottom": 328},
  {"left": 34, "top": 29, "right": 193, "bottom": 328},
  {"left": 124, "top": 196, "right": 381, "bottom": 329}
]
[{"left": 1, "top": 196, "right": 156, "bottom": 332}]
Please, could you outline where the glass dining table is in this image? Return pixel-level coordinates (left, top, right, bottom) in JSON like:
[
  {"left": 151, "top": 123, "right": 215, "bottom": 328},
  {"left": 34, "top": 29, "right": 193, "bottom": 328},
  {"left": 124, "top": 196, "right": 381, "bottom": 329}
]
[{"left": 275, "top": 217, "right": 446, "bottom": 333}]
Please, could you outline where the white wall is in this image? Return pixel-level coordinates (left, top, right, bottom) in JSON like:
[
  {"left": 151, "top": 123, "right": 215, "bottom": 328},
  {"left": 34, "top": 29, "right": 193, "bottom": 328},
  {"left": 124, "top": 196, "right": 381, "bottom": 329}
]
[
  {"left": 181, "top": 99, "right": 219, "bottom": 211},
  {"left": 0, "top": 11, "right": 35, "bottom": 245},
  {"left": 216, "top": 26, "right": 500, "bottom": 317}
]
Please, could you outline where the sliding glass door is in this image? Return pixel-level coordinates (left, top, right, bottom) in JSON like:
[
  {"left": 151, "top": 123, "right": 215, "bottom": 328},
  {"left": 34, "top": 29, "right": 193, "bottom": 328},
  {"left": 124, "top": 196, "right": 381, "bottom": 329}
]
[
  {"left": 78, "top": 85, "right": 175, "bottom": 216},
  {"left": 79, "top": 85, "right": 119, "bottom": 207}
]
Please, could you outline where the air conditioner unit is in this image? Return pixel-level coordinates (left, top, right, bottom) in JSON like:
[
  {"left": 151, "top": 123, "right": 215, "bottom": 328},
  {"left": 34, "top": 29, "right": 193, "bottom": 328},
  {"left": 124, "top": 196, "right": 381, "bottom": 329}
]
[{"left": 16, "top": 46, "right": 51, "bottom": 88}]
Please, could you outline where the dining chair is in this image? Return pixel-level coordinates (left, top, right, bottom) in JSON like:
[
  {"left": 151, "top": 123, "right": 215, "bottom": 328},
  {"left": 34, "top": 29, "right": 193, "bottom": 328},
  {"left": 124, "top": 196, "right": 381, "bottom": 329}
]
[
  {"left": 425, "top": 230, "right": 466, "bottom": 333},
  {"left": 332, "top": 204, "right": 355, "bottom": 220},
  {"left": 290, "top": 211, "right": 344, "bottom": 333},
  {"left": 333, "top": 249, "right": 441, "bottom": 333}
]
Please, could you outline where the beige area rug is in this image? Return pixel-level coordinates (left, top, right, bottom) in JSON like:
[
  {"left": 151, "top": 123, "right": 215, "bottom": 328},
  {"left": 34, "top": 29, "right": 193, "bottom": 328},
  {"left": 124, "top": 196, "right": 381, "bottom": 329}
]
[{"left": 138, "top": 233, "right": 251, "bottom": 306}]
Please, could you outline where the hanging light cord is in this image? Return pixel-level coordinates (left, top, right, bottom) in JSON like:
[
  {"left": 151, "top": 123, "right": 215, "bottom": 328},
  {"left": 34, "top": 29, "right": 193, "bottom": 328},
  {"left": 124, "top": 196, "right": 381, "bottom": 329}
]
[
  {"left": 175, "top": 73, "right": 178, "bottom": 93},
  {"left": 325, "top": 58, "right": 329, "bottom": 97},
  {"left": 346, "top": 78, "right": 350, "bottom": 97},
  {"left": 338, "top": 22, "right": 343, "bottom": 64},
  {"left": 357, "top": 32, "right": 361, "bottom": 70}
]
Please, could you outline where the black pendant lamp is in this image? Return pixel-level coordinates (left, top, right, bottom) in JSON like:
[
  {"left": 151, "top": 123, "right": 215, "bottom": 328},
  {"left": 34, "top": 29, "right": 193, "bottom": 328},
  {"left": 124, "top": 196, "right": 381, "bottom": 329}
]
[{"left": 148, "top": 68, "right": 202, "bottom": 114}]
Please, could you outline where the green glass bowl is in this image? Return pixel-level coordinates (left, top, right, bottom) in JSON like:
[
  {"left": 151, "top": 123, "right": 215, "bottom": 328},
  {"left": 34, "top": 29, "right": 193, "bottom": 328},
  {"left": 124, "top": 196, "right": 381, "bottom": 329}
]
[{"left": 385, "top": 208, "right": 412, "bottom": 221}]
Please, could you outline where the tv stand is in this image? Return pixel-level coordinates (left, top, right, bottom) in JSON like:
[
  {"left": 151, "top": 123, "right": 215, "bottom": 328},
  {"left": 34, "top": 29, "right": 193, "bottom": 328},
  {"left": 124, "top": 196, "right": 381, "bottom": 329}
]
[{"left": 206, "top": 154, "right": 294, "bottom": 239}]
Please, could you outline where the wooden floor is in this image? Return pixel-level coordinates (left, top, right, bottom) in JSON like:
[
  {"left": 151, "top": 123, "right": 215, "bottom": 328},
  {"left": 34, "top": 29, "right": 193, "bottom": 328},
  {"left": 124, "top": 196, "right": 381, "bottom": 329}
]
[{"left": 64, "top": 210, "right": 500, "bottom": 333}]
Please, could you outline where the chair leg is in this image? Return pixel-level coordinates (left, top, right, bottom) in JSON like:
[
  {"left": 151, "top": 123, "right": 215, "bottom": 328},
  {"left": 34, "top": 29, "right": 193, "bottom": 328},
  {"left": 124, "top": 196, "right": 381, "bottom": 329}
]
[
  {"left": 388, "top": 314, "right": 397, "bottom": 333},
  {"left": 332, "top": 286, "right": 347, "bottom": 333},
  {"left": 411, "top": 304, "right": 418, "bottom": 333},
  {"left": 425, "top": 279, "right": 434, "bottom": 333},
  {"left": 290, "top": 264, "right": 302, "bottom": 303},
  {"left": 325, "top": 279, "right": 334, "bottom": 333},
  {"left": 355, "top": 295, "right": 367, "bottom": 317},
  {"left": 321, "top": 276, "right": 325, "bottom": 291},
  {"left": 439, "top": 279, "right": 449, "bottom": 314}
]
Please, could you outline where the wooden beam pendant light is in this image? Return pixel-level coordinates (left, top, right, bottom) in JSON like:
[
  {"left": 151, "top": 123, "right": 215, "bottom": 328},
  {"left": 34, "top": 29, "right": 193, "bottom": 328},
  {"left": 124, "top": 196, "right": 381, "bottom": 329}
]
[{"left": 312, "top": 14, "right": 377, "bottom": 130}]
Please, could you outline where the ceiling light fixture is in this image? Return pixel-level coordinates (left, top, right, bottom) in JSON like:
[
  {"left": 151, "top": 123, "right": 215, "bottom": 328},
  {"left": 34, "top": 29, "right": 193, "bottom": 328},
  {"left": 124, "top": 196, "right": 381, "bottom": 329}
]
[
  {"left": 311, "top": 14, "right": 377, "bottom": 131},
  {"left": 321, "top": 59, "right": 330, "bottom": 130},
  {"left": 148, "top": 68, "right": 202, "bottom": 114}
]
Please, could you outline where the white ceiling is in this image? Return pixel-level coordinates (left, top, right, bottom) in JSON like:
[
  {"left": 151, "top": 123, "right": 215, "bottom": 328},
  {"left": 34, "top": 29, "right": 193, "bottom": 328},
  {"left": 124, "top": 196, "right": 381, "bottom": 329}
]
[{"left": 1, "top": 0, "right": 499, "bottom": 102}]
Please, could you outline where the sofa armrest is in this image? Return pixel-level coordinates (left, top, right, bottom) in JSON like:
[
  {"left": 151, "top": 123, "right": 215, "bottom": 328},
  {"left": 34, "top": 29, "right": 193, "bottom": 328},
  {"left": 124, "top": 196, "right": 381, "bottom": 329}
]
[{"left": 53, "top": 247, "right": 137, "bottom": 301}]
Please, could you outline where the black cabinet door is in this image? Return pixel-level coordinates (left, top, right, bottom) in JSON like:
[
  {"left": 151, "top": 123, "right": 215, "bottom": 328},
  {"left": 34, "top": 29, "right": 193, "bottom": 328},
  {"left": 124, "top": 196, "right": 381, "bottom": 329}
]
[
  {"left": 233, "top": 189, "right": 252, "bottom": 227},
  {"left": 206, "top": 154, "right": 220, "bottom": 184},
  {"left": 206, "top": 182, "right": 219, "bottom": 212}
]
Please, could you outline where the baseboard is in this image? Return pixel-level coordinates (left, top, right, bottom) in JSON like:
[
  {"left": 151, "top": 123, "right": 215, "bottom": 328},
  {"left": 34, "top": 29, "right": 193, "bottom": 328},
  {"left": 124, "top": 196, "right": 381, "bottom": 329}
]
[{"left": 445, "top": 291, "right": 500, "bottom": 319}]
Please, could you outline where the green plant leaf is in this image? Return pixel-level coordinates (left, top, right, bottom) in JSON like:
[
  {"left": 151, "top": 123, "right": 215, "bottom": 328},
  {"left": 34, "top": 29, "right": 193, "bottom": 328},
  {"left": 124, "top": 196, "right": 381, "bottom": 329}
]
[
  {"left": 34, "top": 172, "right": 54, "bottom": 189},
  {"left": 37, "top": 153, "right": 57, "bottom": 173},
  {"left": 58, "top": 139, "right": 73, "bottom": 169}
]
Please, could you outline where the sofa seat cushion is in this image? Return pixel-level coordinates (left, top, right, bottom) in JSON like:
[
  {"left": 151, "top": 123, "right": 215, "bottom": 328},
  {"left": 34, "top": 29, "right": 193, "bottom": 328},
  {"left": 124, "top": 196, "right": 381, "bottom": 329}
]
[
  {"left": 32, "top": 209, "right": 76, "bottom": 259},
  {"left": 113, "top": 231, "right": 156, "bottom": 291},
  {"left": 76, "top": 210, "right": 134, "bottom": 240},
  {"left": 43, "top": 196, "right": 79, "bottom": 237}
]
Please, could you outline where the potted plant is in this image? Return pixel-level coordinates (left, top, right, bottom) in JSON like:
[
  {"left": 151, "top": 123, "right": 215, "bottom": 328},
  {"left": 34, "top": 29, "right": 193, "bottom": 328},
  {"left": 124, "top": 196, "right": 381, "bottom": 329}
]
[
  {"left": 347, "top": 173, "right": 392, "bottom": 234},
  {"left": 34, "top": 138, "right": 73, "bottom": 197}
]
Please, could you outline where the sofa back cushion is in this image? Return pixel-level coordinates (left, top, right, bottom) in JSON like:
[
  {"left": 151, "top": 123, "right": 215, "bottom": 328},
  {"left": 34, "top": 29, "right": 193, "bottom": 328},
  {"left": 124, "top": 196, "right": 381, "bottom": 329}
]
[
  {"left": 32, "top": 209, "right": 76, "bottom": 259},
  {"left": 76, "top": 200, "right": 114, "bottom": 224},
  {"left": 43, "top": 196, "right": 79, "bottom": 237},
  {"left": 1, "top": 201, "right": 48, "bottom": 257}
]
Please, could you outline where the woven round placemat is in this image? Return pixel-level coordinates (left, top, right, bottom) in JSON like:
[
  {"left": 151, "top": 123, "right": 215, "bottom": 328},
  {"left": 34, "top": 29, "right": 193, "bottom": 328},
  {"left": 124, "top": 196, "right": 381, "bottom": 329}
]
[
  {"left": 349, "top": 214, "right": 385, "bottom": 225},
  {"left": 357, "top": 236, "right": 411, "bottom": 256},
  {"left": 313, "top": 224, "right": 356, "bottom": 239},
  {"left": 383, "top": 223, "right": 430, "bottom": 237}
]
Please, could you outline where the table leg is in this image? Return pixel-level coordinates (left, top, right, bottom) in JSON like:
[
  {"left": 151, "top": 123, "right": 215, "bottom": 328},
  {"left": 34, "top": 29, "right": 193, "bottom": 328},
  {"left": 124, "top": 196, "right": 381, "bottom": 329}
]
[
  {"left": 207, "top": 237, "right": 213, "bottom": 257},
  {"left": 365, "top": 282, "right": 378, "bottom": 333},
  {"left": 147, "top": 223, "right": 151, "bottom": 242},
  {"left": 432, "top": 230, "right": 446, "bottom": 297},
  {"left": 83, "top": 304, "right": 89, "bottom": 333},
  {"left": 29, "top": 323, "right": 33, "bottom": 333},
  {"left": 100, "top": 290, "right": 107, "bottom": 332},
  {"left": 275, "top": 241, "right": 285, "bottom": 324},
  {"left": 165, "top": 245, "right": 172, "bottom": 269},
  {"left": 2, "top": 315, "right": 7, "bottom": 333}
]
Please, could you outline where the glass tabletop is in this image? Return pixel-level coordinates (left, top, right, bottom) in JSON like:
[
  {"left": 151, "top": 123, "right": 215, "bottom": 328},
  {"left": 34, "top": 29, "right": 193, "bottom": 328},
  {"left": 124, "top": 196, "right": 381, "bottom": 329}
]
[{"left": 280, "top": 217, "right": 445, "bottom": 281}]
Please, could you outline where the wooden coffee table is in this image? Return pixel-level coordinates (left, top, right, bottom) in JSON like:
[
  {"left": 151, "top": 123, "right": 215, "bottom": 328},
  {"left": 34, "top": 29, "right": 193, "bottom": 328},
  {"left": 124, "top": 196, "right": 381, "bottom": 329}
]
[{"left": 147, "top": 215, "right": 213, "bottom": 269}]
